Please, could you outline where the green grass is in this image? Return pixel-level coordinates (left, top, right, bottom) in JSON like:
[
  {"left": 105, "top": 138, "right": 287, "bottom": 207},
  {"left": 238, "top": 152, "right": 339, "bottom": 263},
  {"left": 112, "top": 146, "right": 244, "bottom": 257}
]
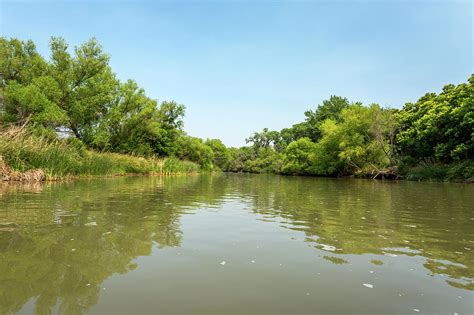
[{"left": 0, "top": 129, "right": 199, "bottom": 179}]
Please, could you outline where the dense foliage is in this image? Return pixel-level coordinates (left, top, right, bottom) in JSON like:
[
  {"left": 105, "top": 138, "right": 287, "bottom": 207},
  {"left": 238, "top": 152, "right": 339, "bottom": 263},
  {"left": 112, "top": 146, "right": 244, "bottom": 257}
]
[
  {"left": 0, "top": 37, "right": 184, "bottom": 157},
  {"left": 222, "top": 76, "right": 473, "bottom": 181},
  {"left": 1, "top": 37, "right": 472, "bottom": 180},
  {"left": 396, "top": 77, "right": 473, "bottom": 163}
]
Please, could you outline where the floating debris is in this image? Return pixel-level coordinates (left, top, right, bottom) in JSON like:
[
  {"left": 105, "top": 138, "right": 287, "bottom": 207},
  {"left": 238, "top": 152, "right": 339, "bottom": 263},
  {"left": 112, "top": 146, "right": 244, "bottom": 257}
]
[
  {"left": 86, "top": 283, "right": 91, "bottom": 287},
  {"left": 251, "top": 260, "right": 255, "bottom": 263},
  {"left": 320, "top": 244, "right": 336, "bottom": 252},
  {"left": 404, "top": 225, "right": 417, "bottom": 228},
  {"left": 71, "top": 248, "right": 76, "bottom": 252},
  {"left": 220, "top": 261, "right": 226, "bottom": 266},
  {"left": 85, "top": 222, "right": 98, "bottom": 227},
  {"left": 369, "top": 271, "right": 374, "bottom": 274},
  {"left": 413, "top": 309, "right": 420, "bottom": 312},
  {"left": 363, "top": 283, "right": 373, "bottom": 289}
]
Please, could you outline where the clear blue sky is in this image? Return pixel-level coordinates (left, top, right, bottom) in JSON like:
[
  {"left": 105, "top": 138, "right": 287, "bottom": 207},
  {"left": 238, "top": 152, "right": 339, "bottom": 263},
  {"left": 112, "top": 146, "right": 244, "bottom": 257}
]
[{"left": 1, "top": 0, "right": 472, "bottom": 147}]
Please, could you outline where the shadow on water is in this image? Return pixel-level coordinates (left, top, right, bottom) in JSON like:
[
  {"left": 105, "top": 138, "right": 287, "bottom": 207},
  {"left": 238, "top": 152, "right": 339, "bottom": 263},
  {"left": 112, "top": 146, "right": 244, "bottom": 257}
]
[{"left": 0, "top": 173, "right": 473, "bottom": 314}]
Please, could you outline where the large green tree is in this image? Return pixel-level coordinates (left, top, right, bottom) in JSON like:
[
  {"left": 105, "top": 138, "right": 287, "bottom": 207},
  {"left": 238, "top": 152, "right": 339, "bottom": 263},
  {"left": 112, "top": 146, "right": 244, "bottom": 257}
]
[
  {"left": 48, "top": 37, "right": 118, "bottom": 142},
  {"left": 308, "top": 104, "right": 393, "bottom": 176},
  {"left": 397, "top": 75, "right": 473, "bottom": 163},
  {"left": 1, "top": 37, "right": 186, "bottom": 158}
]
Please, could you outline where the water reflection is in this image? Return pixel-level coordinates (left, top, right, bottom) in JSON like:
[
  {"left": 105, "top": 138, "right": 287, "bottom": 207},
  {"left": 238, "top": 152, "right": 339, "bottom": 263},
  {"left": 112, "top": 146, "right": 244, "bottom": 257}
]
[
  {"left": 0, "top": 177, "right": 192, "bottom": 314},
  {"left": 0, "top": 174, "right": 473, "bottom": 314},
  {"left": 230, "top": 175, "right": 474, "bottom": 290}
]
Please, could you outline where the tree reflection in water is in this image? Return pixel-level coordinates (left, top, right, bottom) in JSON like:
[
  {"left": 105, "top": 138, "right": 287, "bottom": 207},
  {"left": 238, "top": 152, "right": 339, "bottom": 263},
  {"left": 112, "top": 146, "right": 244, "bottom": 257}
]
[{"left": 0, "top": 174, "right": 473, "bottom": 314}]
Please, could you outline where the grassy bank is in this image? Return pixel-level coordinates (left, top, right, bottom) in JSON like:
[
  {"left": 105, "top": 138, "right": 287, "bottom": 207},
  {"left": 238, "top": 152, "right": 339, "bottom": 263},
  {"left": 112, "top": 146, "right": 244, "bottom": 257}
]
[
  {"left": 399, "top": 161, "right": 474, "bottom": 183},
  {"left": 0, "top": 128, "right": 199, "bottom": 180}
]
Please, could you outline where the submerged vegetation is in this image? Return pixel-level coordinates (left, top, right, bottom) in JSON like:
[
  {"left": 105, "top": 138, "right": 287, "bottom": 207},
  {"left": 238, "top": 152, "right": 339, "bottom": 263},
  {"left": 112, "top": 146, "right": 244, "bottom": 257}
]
[{"left": 0, "top": 36, "right": 472, "bottom": 181}]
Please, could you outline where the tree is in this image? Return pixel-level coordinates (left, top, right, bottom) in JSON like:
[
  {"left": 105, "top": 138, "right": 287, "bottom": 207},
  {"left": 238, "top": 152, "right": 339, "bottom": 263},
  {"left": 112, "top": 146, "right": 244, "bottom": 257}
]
[
  {"left": 0, "top": 38, "right": 48, "bottom": 85},
  {"left": 48, "top": 37, "right": 118, "bottom": 142},
  {"left": 0, "top": 37, "right": 186, "bottom": 158},
  {"left": 2, "top": 77, "right": 67, "bottom": 135},
  {"left": 281, "top": 137, "right": 316, "bottom": 175},
  {"left": 304, "top": 95, "right": 350, "bottom": 141},
  {"left": 280, "top": 122, "right": 311, "bottom": 145},
  {"left": 309, "top": 104, "right": 391, "bottom": 176},
  {"left": 0, "top": 38, "right": 62, "bottom": 133},
  {"left": 245, "top": 128, "right": 282, "bottom": 151},
  {"left": 205, "top": 139, "right": 231, "bottom": 170},
  {"left": 175, "top": 136, "right": 214, "bottom": 170},
  {"left": 396, "top": 75, "right": 473, "bottom": 163},
  {"left": 155, "top": 101, "right": 185, "bottom": 156}
]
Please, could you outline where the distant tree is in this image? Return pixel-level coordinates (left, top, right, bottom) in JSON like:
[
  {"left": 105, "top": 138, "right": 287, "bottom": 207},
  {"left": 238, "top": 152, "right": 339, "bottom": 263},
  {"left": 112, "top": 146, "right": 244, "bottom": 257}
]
[
  {"left": 281, "top": 137, "right": 316, "bottom": 175},
  {"left": 245, "top": 128, "right": 282, "bottom": 151},
  {"left": 175, "top": 136, "right": 214, "bottom": 170},
  {"left": 303, "top": 95, "right": 350, "bottom": 141},
  {"left": 205, "top": 139, "right": 231, "bottom": 170}
]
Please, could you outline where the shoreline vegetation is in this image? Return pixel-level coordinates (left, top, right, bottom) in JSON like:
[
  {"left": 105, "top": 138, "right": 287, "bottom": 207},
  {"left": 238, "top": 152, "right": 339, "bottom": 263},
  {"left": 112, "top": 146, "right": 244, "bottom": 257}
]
[
  {"left": 0, "top": 127, "right": 199, "bottom": 181},
  {"left": 0, "top": 37, "right": 472, "bottom": 183}
]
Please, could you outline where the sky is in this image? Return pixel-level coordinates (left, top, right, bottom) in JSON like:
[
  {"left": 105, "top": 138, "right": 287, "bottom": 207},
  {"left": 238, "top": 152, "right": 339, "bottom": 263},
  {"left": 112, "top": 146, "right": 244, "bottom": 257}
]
[{"left": 1, "top": 0, "right": 472, "bottom": 147}]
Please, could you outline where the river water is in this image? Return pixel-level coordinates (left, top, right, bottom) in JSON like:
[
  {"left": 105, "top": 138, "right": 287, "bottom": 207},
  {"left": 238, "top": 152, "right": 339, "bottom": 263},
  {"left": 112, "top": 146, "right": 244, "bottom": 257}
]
[{"left": 0, "top": 174, "right": 473, "bottom": 314}]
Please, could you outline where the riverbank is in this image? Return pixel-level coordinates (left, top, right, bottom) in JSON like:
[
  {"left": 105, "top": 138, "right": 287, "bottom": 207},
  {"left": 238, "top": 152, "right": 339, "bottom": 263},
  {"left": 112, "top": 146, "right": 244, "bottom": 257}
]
[
  {"left": 342, "top": 162, "right": 473, "bottom": 182},
  {"left": 1, "top": 128, "right": 471, "bottom": 183},
  {"left": 225, "top": 162, "right": 474, "bottom": 183},
  {"left": 399, "top": 161, "right": 474, "bottom": 183},
  {"left": 0, "top": 128, "right": 199, "bottom": 181}
]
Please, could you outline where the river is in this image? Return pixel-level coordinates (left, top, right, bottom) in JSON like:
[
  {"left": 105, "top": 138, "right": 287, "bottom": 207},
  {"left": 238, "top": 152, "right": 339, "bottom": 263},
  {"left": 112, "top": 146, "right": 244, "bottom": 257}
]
[{"left": 1, "top": 174, "right": 473, "bottom": 314}]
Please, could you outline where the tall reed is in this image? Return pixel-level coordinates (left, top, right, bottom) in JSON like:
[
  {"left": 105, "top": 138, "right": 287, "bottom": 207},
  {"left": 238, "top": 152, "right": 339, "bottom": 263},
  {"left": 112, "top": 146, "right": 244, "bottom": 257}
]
[{"left": 0, "top": 127, "right": 199, "bottom": 179}]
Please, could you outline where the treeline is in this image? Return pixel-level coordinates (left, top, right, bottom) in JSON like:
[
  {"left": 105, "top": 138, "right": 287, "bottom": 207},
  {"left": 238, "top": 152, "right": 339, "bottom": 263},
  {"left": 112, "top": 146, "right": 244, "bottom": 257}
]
[
  {"left": 139, "top": 74, "right": 473, "bottom": 181},
  {"left": 220, "top": 78, "right": 473, "bottom": 180},
  {"left": 1, "top": 37, "right": 472, "bottom": 181}
]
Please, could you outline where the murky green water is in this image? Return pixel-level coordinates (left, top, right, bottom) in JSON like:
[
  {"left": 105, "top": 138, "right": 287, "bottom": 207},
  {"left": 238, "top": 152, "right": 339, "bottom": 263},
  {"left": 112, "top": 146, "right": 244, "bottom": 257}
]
[{"left": 0, "top": 174, "right": 473, "bottom": 315}]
